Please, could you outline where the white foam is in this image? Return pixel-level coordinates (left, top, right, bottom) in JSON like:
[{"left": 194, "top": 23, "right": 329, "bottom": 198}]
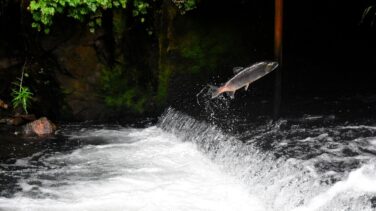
[
  {"left": 158, "top": 109, "right": 376, "bottom": 211},
  {"left": 368, "top": 138, "right": 376, "bottom": 146},
  {"left": 340, "top": 125, "right": 376, "bottom": 130},
  {"left": 0, "top": 127, "right": 264, "bottom": 211},
  {"left": 303, "top": 115, "right": 323, "bottom": 120},
  {"left": 292, "top": 161, "right": 376, "bottom": 211}
]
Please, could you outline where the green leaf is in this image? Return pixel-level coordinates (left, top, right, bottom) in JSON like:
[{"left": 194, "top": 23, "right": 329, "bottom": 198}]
[
  {"left": 96, "top": 18, "right": 102, "bottom": 26},
  {"left": 27, "top": 0, "right": 165, "bottom": 33},
  {"left": 29, "top": 1, "right": 39, "bottom": 10}
]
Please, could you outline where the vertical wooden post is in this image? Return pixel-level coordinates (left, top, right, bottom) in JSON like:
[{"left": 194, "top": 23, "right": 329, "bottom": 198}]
[{"left": 273, "top": 0, "right": 283, "bottom": 120}]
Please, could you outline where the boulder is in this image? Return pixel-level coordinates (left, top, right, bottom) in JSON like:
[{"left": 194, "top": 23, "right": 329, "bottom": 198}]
[
  {"left": 15, "top": 114, "right": 36, "bottom": 122},
  {"left": 0, "top": 57, "right": 20, "bottom": 70},
  {"left": 23, "top": 117, "right": 57, "bottom": 136},
  {"left": 0, "top": 118, "right": 7, "bottom": 124},
  {"left": 0, "top": 99, "right": 8, "bottom": 109},
  {"left": 7, "top": 116, "right": 24, "bottom": 126},
  {"left": 0, "top": 117, "right": 23, "bottom": 125},
  {"left": 0, "top": 114, "right": 36, "bottom": 126},
  {"left": 51, "top": 27, "right": 107, "bottom": 120}
]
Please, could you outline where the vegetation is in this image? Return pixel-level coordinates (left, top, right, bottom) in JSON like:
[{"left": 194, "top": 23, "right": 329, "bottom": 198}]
[
  {"left": 27, "top": 0, "right": 198, "bottom": 33},
  {"left": 11, "top": 64, "right": 33, "bottom": 114},
  {"left": 101, "top": 66, "right": 150, "bottom": 113},
  {"left": 25, "top": 0, "right": 199, "bottom": 113},
  {"left": 171, "top": 0, "right": 197, "bottom": 14},
  {"left": 2, "top": 0, "right": 201, "bottom": 116},
  {"left": 179, "top": 30, "right": 229, "bottom": 74},
  {"left": 28, "top": 0, "right": 148, "bottom": 33}
]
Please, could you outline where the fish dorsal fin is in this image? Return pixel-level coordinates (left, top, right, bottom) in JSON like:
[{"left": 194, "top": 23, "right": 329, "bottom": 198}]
[{"left": 233, "top": 67, "right": 244, "bottom": 74}]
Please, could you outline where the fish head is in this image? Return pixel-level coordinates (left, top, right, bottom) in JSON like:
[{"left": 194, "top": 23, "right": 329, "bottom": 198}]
[{"left": 265, "top": 61, "right": 279, "bottom": 73}]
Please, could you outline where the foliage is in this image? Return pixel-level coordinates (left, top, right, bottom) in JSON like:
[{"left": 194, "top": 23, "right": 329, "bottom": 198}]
[
  {"left": 27, "top": 0, "right": 150, "bottom": 33},
  {"left": 11, "top": 68, "right": 33, "bottom": 114},
  {"left": 156, "top": 64, "right": 172, "bottom": 103},
  {"left": 179, "top": 29, "right": 232, "bottom": 74},
  {"left": 27, "top": 0, "right": 199, "bottom": 33},
  {"left": 100, "top": 65, "right": 149, "bottom": 113},
  {"left": 171, "top": 0, "right": 198, "bottom": 14},
  {"left": 11, "top": 86, "right": 33, "bottom": 114}
]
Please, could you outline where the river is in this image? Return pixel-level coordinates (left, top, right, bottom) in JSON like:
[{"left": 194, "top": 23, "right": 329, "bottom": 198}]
[{"left": 1, "top": 107, "right": 376, "bottom": 210}]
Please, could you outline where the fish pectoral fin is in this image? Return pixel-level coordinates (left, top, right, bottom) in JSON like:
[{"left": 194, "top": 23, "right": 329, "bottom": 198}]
[
  {"left": 228, "top": 91, "right": 235, "bottom": 99},
  {"left": 233, "top": 67, "right": 244, "bottom": 74},
  {"left": 244, "top": 84, "right": 249, "bottom": 91},
  {"left": 208, "top": 84, "right": 221, "bottom": 99}
]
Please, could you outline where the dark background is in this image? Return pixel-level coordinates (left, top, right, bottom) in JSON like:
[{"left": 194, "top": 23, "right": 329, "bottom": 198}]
[
  {"left": 1, "top": 0, "right": 376, "bottom": 120},
  {"left": 284, "top": 1, "right": 376, "bottom": 95},
  {"left": 200, "top": 0, "right": 376, "bottom": 95},
  {"left": 169, "top": 0, "right": 376, "bottom": 120}
]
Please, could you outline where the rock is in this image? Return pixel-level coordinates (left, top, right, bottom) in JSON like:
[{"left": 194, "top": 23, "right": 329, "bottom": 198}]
[
  {"left": 23, "top": 117, "right": 57, "bottom": 136},
  {"left": 15, "top": 114, "right": 36, "bottom": 121},
  {"left": 0, "top": 117, "right": 23, "bottom": 125},
  {"left": 0, "top": 114, "right": 36, "bottom": 126},
  {"left": 0, "top": 57, "right": 20, "bottom": 70},
  {"left": 7, "top": 116, "right": 24, "bottom": 126},
  {"left": 0, "top": 99, "right": 8, "bottom": 109},
  {"left": 0, "top": 118, "right": 7, "bottom": 124},
  {"left": 52, "top": 27, "right": 107, "bottom": 120}
]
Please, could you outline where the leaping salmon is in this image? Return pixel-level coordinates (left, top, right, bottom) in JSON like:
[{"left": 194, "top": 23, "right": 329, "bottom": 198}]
[{"left": 210, "top": 61, "right": 279, "bottom": 99}]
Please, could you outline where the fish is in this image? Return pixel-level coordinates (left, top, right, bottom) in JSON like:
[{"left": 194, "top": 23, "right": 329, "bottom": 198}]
[{"left": 210, "top": 61, "right": 279, "bottom": 99}]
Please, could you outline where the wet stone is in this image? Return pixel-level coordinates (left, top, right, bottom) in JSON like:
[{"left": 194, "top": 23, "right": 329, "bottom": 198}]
[
  {"left": 0, "top": 99, "right": 8, "bottom": 109},
  {"left": 370, "top": 196, "right": 376, "bottom": 208},
  {"left": 22, "top": 117, "right": 57, "bottom": 137}
]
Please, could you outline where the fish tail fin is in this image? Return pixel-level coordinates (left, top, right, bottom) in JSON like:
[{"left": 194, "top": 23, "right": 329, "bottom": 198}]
[{"left": 208, "top": 84, "right": 222, "bottom": 99}]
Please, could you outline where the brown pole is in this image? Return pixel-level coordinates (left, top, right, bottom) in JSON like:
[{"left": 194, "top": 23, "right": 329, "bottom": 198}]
[{"left": 273, "top": 0, "right": 283, "bottom": 120}]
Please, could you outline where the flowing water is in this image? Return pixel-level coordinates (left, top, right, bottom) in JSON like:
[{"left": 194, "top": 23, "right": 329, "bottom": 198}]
[{"left": 1, "top": 106, "right": 376, "bottom": 210}]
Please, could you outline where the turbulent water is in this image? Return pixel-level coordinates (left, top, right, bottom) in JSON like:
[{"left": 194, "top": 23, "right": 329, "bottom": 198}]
[{"left": 1, "top": 108, "right": 376, "bottom": 210}]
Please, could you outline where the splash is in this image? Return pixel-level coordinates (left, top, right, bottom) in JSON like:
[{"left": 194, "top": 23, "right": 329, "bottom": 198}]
[
  {"left": 158, "top": 108, "right": 376, "bottom": 211},
  {"left": 0, "top": 126, "right": 264, "bottom": 211},
  {"left": 1, "top": 108, "right": 376, "bottom": 210},
  {"left": 196, "top": 85, "right": 232, "bottom": 122}
]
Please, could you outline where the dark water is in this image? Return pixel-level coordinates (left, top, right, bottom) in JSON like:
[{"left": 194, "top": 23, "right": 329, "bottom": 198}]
[{"left": 1, "top": 96, "right": 376, "bottom": 210}]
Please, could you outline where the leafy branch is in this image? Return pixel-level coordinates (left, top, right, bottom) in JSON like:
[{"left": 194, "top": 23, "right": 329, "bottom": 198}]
[
  {"left": 27, "top": 0, "right": 198, "bottom": 33},
  {"left": 11, "top": 61, "right": 33, "bottom": 114},
  {"left": 171, "top": 0, "right": 197, "bottom": 14},
  {"left": 27, "top": 0, "right": 150, "bottom": 33}
]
